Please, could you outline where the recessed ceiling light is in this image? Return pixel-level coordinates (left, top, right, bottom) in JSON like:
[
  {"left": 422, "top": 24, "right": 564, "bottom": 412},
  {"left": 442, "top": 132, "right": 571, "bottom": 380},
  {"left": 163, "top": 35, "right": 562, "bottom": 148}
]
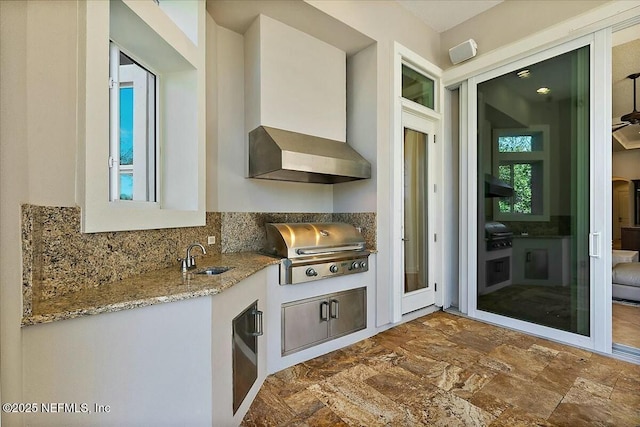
[
  {"left": 537, "top": 87, "right": 551, "bottom": 95},
  {"left": 517, "top": 69, "right": 531, "bottom": 78}
]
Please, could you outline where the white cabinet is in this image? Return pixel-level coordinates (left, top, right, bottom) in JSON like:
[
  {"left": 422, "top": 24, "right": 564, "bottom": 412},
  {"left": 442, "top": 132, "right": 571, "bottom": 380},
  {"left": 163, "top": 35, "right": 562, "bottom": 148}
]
[{"left": 22, "top": 267, "right": 276, "bottom": 427}]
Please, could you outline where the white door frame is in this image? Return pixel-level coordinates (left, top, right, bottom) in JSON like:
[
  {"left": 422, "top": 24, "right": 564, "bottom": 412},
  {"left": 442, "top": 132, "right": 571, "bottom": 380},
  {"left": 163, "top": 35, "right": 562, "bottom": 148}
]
[
  {"left": 391, "top": 43, "right": 444, "bottom": 323},
  {"left": 401, "top": 111, "right": 437, "bottom": 314},
  {"left": 456, "top": 31, "right": 612, "bottom": 353}
]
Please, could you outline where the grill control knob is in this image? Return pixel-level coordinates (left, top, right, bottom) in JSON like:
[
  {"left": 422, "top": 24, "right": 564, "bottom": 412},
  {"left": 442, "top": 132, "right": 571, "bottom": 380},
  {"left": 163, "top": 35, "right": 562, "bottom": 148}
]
[
  {"left": 306, "top": 268, "right": 318, "bottom": 277},
  {"left": 351, "top": 261, "right": 360, "bottom": 270},
  {"left": 360, "top": 261, "right": 367, "bottom": 269},
  {"left": 329, "top": 264, "right": 339, "bottom": 273}
]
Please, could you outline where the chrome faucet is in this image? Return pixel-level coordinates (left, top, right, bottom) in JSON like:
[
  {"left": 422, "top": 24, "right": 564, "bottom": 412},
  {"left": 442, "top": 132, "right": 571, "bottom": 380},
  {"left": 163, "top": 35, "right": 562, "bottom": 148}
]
[{"left": 179, "top": 243, "right": 206, "bottom": 272}]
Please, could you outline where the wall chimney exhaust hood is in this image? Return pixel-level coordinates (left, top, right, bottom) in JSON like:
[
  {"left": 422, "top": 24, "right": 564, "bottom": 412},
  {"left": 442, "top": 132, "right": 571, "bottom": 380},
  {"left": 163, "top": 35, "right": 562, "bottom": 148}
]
[
  {"left": 248, "top": 126, "right": 371, "bottom": 184},
  {"left": 485, "top": 174, "right": 514, "bottom": 198}
]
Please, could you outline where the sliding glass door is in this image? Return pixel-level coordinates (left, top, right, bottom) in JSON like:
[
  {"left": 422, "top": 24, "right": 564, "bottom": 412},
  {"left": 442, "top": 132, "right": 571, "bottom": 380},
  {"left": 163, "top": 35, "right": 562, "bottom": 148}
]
[{"left": 464, "top": 33, "right": 611, "bottom": 350}]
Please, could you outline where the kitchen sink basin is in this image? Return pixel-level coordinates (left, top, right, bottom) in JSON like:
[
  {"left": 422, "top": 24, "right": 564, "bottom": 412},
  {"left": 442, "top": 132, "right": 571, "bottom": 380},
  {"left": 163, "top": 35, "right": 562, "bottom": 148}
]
[{"left": 195, "top": 266, "right": 233, "bottom": 275}]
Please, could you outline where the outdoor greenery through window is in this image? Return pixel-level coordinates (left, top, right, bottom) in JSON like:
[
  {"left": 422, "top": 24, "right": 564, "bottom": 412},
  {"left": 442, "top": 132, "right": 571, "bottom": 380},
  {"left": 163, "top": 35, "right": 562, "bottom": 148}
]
[
  {"left": 498, "top": 163, "right": 532, "bottom": 214},
  {"left": 498, "top": 135, "right": 533, "bottom": 214},
  {"left": 498, "top": 135, "right": 532, "bottom": 153},
  {"left": 492, "top": 129, "right": 548, "bottom": 220}
]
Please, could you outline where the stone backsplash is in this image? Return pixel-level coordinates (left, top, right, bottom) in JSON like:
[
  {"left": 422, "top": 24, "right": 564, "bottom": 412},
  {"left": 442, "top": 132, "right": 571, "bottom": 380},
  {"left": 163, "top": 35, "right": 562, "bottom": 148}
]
[
  {"left": 21, "top": 205, "right": 222, "bottom": 315},
  {"left": 221, "top": 212, "right": 376, "bottom": 253},
  {"left": 21, "top": 205, "right": 376, "bottom": 317},
  {"left": 503, "top": 216, "right": 571, "bottom": 236}
]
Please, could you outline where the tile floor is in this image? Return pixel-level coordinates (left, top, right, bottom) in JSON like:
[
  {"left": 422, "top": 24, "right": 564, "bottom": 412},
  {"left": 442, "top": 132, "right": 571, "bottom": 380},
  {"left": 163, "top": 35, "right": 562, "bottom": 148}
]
[
  {"left": 613, "top": 302, "right": 640, "bottom": 348},
  {"left": 242, "top": 311, "right": 640, "bottom": 426}
]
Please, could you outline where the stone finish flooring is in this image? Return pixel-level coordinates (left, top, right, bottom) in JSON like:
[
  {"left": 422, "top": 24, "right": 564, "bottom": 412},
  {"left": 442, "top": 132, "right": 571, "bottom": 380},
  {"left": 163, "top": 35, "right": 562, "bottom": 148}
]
[
  {"left": 613, "top": 302, "right": 640, "bottom": 348},
  {"left": 242, "top": 311, "right": 640, "bottom": 426}
]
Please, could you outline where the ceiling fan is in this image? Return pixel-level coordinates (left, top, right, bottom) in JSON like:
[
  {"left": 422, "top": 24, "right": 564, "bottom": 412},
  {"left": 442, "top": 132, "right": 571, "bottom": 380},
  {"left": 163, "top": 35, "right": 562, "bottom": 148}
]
[{"left": 613, "top": 72, "right": 640, "bottom": 132}]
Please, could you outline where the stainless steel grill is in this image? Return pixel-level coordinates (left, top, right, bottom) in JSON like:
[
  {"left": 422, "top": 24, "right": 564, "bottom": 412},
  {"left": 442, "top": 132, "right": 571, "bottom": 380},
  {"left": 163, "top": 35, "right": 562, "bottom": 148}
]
[
  {"left": 485, "top": 221, "right": 513, "bottom": 251},
  {"left": 264, "top": 222, "right": 370, "bottom": 285}
]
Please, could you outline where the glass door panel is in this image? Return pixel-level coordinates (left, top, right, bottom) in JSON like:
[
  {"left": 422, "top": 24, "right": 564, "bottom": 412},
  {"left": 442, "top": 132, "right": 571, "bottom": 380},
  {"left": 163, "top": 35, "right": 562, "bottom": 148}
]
[
  {"left": 476, "top": 46, "right": 590, "bottom": 336},
  {"left": 402, "top": 119, "right": 435, "bottom": 314},
  {"left": 404, "top": 127, "right": 429, "bottom": 294}
]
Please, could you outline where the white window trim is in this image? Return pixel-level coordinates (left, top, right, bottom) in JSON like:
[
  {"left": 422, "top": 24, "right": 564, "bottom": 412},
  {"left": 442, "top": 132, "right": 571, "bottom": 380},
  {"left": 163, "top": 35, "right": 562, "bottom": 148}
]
[
  {"left": 391, "top": 42, "right": 444, "bottom": 323},
  {"left": 78, "top": 0, "right": 205, "bottom": 232},
  {"left": 109, "top": 43, "right": 159, "bottom": 204},
  {"left": 492, "top": 125, "right": 550, "bottom": 222}
]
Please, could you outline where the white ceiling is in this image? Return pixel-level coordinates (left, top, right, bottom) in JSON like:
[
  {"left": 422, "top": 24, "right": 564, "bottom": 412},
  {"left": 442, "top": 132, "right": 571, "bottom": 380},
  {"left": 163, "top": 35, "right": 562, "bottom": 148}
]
[{"left": 396, "top": 0, "right": 503, "bottom": 33}]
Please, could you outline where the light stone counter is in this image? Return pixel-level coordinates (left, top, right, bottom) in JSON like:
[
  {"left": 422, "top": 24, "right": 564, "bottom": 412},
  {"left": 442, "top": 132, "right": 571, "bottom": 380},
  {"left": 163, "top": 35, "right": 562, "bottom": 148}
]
[{"left": 23, "top": 252, "right": 280, "bottom": 326}]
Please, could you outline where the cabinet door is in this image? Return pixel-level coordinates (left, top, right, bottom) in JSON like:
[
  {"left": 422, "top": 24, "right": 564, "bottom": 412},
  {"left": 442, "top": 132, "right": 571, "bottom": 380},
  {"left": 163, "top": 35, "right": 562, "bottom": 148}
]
[
  {"left": 233, "top": 301, "right": 262, "bottom": 414},
  {"left": 329, "top": 288, "right": 366, "bottom": 338},
  {"left": 282, "top": 296, "right": 329, "bottom": 355},
  {"left": 524, "top": 249, "right": 548, "bottom": 280}
]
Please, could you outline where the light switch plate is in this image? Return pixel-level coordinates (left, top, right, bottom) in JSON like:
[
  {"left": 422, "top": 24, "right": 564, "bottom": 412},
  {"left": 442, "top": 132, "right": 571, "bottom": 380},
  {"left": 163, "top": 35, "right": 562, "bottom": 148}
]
[{"left": 207, "top": 236, "right": 216, "bottom": 245}]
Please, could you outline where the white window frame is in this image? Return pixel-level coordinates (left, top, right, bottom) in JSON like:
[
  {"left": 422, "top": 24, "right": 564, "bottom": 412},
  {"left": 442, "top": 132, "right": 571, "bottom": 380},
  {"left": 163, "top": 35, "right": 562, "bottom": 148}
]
[
  {"left": 79, "top": 0, "right": 205, "bottom": 232},
  {"left": 452, "top": 31, "right": 612, "bottom": 354},
  {"left": 390, "top": 42, "right": 444, "bottom": 324},
  {"left": 109, "top": 42, "right": 158, "bottom": 204},
  {"left": 492, "top": 125, "right": 550, "bottom": 221}
]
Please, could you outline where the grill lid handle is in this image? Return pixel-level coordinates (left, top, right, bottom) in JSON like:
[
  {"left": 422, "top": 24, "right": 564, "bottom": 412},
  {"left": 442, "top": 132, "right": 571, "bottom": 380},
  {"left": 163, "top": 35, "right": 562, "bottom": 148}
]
[{"left": 296, "top": 244, "right": 365, "bottom": 255}]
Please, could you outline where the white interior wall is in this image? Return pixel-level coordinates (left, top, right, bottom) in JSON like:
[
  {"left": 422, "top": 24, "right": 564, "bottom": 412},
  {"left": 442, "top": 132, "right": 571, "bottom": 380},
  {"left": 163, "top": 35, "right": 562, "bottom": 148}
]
[
  {"left": 334, "top": 43, "right": 378, "bottom": 213},
  {"left": 1, "top": 1, "right": 80, "bottom": 419},
  {"left": 613, "top": 149, "right": 640, "bottom": 180},
  {"left": 215, "top": 19, "right": 333, "bottom": 212},
  {"left": 304, "top": 1, "right": 441, "bottom": 325},
  {"left": 0, "top": 1, "right": 29, "bottom": 420},
  {"left": 206, "top": 13, "right": 219, "bottom": 212},
  {"left": 440, "top": 0, "right": 608, "bottom": 67},
  {"left": 251, "top": 14, "right": 346, "bottom": 142}
]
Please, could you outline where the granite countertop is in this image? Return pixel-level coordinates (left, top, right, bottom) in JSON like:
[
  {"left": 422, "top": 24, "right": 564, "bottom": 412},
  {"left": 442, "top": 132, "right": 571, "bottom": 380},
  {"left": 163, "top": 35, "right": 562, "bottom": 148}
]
[{"left": 23, "top": 252, "right": 280, "bottom": 326}]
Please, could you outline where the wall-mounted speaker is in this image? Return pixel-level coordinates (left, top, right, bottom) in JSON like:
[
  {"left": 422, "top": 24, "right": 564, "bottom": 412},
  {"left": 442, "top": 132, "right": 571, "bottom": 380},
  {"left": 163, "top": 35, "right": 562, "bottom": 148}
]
[{"left": 449, "top": 39, "right": 478, "bottom": 65}]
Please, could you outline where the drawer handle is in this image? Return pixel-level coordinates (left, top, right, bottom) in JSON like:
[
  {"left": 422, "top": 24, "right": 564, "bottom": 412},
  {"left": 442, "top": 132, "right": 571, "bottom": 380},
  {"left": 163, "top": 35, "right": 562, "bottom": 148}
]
[
  {"left": 320, "top": 301, "right": 330, "bottom": 321},
  {"left": 330, "top": 299, "right": 339, "bottom": 319}
]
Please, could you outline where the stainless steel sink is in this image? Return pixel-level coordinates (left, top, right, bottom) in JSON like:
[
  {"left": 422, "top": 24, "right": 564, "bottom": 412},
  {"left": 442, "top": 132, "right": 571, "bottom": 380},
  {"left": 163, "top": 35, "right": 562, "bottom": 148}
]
[{"left": 195, "top": 266, "right": 233, "bottom": 275}]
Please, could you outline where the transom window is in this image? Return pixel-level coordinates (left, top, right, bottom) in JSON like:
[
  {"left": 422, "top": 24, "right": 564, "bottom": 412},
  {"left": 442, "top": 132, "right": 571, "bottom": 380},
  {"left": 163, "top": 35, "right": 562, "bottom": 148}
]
[{"left": 401, "top": 64, "right": 435, "bottom": 110}]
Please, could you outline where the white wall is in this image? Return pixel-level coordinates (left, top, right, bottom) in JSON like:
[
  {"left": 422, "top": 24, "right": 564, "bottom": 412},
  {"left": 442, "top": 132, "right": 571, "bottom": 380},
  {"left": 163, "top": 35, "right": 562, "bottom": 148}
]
[
  {"left": 214, "top": 20, "right": 333, "bottom": 212},
  {"left": 306, "top": 0, "right": 441, "bottom": 67},
  {"left": 440, "top": 0, "right": 608, "bottom": 68},
  {"left": 334, "top": 43, "right": 378, "bottom": 213},
  {"left": 305, "top": 1, "right": 441, "bottom": 325},
  {"left": 206, "top": 13, "right": 219, "bottom": 212},
  {"left": 21, "top": 299, "right": 213, "bottom": 426},
  {"left": 613, "top": 149, "right": 640, "bottom": 180},
  {"left": 1, "top": 2, "right": 80, "bottom": 423},
  {"left": 247, "top": 14, "right": 346, "bottom": 142}
]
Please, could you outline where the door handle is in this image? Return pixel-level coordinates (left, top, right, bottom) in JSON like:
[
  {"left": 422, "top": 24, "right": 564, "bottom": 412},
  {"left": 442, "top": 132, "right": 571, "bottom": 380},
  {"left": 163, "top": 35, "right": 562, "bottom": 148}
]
[
  {"left": 589, "top": 232, "right": 601, "bottom": 258},
  {"left": 330, "top": 299, "right": 339, "bottom": 319},
  {"left": 320, "top": 301, "right": 330, "bottom": 321},
  {"left": 250, "top": 308, "right": 263, "bottom": 336}
]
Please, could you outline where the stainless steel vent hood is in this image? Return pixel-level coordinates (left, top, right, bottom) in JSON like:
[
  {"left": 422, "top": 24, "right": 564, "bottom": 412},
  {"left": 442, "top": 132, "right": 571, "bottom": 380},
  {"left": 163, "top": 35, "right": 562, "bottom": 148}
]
[
  {"left": 485, "top": 174, "right": 514, "bottom": 198},
  {"left": 249, "top": 126, "right": 371, "bottom": 184}
]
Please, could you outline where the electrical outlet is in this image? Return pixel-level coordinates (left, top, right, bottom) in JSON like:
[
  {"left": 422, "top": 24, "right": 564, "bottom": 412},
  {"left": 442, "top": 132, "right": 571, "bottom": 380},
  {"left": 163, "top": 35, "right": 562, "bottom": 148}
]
[{"left": 207, "top": 236, "right": 216, "bottom": 245}]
